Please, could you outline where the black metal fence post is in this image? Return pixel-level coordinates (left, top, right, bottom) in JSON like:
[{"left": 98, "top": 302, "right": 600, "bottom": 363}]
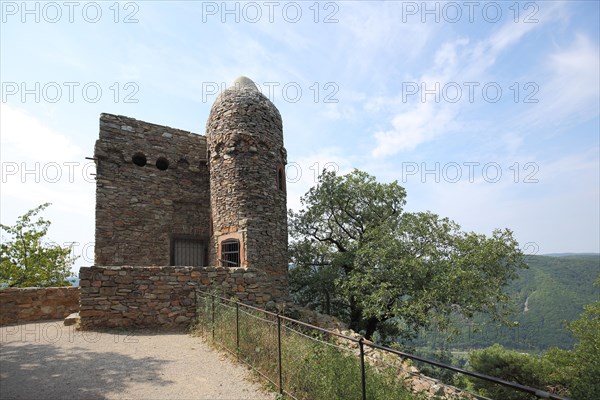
[
  {"left": 277, "top": 314, "right": 283, "bottom": 395},
  {"left": 211, "top": 294, "right": 215, "bottom": 341},
  {"left": 194, "top": 291, "right": 569, "bottom": 400},
  {"left": 359, "top": 338, "right": 366, "bottom": 400},
  {"left": 195, "top": 290, "right": 200, "bottom": 334},
  {"left": 236, "top": 301, "right": 240, "bottom": 360}
]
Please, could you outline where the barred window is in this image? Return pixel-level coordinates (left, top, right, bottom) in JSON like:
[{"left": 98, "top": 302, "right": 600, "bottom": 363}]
[
  {"left": 221, "top": 239, "right": 240, "bottom": 267},
  {"left": 171, "top": 238, "right": 204, "bottom": 266}
]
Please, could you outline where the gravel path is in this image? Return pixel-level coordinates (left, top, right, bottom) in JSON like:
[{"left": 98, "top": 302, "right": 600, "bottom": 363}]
[{"left": 0, "top": 321, "right": 276, "bottom": 400}]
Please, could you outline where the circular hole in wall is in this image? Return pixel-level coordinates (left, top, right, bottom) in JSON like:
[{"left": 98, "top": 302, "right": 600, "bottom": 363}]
[
  {"left": 156, "top": 157, "right": 169, "bottom": 171},
  {"left": 132, "top": 152, "right": 147, "bottom": 167}
]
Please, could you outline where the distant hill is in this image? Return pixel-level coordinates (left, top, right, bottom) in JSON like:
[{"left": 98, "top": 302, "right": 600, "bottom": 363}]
[
  {"left": 411, "top": 254, "right": 600, "bottom": 351},
  {"left": 543, "top": 252, "right": 600, "bottom": 257}
]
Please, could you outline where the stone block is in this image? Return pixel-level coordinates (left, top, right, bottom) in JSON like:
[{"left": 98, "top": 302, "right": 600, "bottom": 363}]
[
  {"left": 174, "top": 316, "right": 189, "bottom": 323},
  {"left": 79, "top": 310, "right": 106, "bottom": 317},
  {"left": 99, "top": 287, "right": 116, "bottom": 296},
  {"left": 64, "top": 313, "right": 80, "bottom": 326}
]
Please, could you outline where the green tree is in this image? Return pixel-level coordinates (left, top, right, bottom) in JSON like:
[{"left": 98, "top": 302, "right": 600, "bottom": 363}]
[
  {"left": 544, "top": 279, "right": 600, "bottom": 399},
  {"left": 289, "top": 169, "right": 525, "bottom": 340},
  {"left": 468, "top": 344, "right": 553, "bottom": 400},
  {"left": 1, "top": 203, "right": 76, "bottom": 287},
  {"left": 469, "top": 344, "right": 552, "bottom": 400},
  {"left": 289, "top": 240, "right": 346, "bottom": 316}
]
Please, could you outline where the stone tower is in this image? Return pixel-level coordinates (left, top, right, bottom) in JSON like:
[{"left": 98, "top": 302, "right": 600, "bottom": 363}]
[{"left": 206, "top": 77, "right": 288, "bottom": 284}]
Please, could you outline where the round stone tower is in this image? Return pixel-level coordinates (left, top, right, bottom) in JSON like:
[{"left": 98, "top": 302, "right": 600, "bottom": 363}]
[{"left": 206, "top": 76, "right": 288, "bottom": 286}]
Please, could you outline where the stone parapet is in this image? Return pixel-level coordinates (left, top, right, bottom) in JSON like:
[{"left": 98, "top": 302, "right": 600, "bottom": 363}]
[
  {"left": 79, "top": 266, "right": 288, "bottom": 329},
  {"left": 0, "top": 287, "right": 79, "bottom": 326}
]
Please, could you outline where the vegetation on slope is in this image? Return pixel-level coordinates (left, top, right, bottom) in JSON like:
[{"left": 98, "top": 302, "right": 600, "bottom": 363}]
[
  {"left": 467, "top": 289, "right": 600, "bottom": 400},
  {"left": 411, "top": 254, "right": 599, "bottom": 351}
]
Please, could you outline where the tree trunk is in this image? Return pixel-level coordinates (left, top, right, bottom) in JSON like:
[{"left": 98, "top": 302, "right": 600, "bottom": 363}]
[
  {"left": 364, "top": 316, "right": 380, "bottom": 340},
  {"left": 348, "top": 296, "right": 363, "bottom": 333},
  {"left": 348, "top": 306, "right": 381, "bottom": 340}
]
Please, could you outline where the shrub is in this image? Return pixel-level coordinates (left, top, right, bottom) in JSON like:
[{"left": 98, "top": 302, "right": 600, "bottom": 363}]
[{"left": 468, "top": 344, "right": 552, "bottom": 400}]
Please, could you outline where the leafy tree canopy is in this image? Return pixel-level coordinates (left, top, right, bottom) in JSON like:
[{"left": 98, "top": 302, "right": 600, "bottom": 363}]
[
  {"left": 289, "top": 169, "right": 526, "bottom": 340},
  {"left": 1, "top": 203, "right": 76, "bottom": 288},
  {"left": 544, "top": 277, "right": 600, "bottom": 400},
  {"left": 410, "top": 254, "right": 600, "bottom": 351},
  {"left": 469, "top": 284, "right": 600, "bottom": 400},
  {"left": 468, "top": 344, "right": 554, "bottom": 400}
]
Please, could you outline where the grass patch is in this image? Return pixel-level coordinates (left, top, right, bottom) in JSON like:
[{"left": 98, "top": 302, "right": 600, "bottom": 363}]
[{"left": 194, "top": 293, "right": 420, "bottom": 400}]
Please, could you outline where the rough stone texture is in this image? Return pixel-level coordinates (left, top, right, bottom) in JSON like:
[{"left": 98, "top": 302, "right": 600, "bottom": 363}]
[
  {"left": 206, "top": 81, "right": 288, "bottom": 286},
  {"left": 92, "top": 77, "right": 288, "bottom": 300},
  {"left": 94, "top": 113, "right": 210, "bottom": 266},
  {"left": 85, "top": 77, "right": 288, "bottom": 329},
  {"left": 0, "top": 287, "right": 79, "bottom": 325},
  {"left": 79, "top": 266, "right": 284, "bottom": 330}
]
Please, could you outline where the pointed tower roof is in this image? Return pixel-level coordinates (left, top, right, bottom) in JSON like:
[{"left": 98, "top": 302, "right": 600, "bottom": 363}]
[
  {"left": 231, "top": 76, "right": 258, "bottom": 91},
  {"left": 207, "top": 76, "right": 281, "bottom": 136}
]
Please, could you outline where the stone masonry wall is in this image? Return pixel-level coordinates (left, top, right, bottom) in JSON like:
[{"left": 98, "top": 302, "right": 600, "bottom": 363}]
[
  {"left": 94, "top": 114, "right": 210, "bottom": 266},
  {"left": 79, "top": 266, "right": 287, "bottom": 329},
  {"left": 0, "top": 287, "right": 79, "bottom": 326},
  {"left": 206, "top": 81, "right": 288, "bottom": 288}
]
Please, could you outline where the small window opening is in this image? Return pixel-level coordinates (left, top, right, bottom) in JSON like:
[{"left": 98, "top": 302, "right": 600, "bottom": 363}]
[
  {"left": 132, "top": 152, "right": 147, "bottom": 167},
  {"left": 221, "top": 239, "right": 240, "bottom": 267},
  {"left": 277, "top": 165, "right": 285, "bottom": 191},
  {"left": 156, "top": 157, "right": 169, "bottom": 171}
]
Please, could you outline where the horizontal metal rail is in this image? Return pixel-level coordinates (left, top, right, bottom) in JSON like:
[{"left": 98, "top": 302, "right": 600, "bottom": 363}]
[
  {"left": 196, "top": 290, "right": 570, "bottom": 400},
  {"left": 366, "top": 341, "right": 568, "bottom": 400}
]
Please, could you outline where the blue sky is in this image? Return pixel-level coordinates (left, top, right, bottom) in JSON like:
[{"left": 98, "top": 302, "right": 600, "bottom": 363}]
[{"left": 1, "top": 1, "right": 599, "bottom": 272}]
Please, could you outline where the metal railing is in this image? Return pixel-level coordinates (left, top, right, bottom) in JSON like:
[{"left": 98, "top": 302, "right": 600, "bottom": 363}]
[{"left": 194, "top": 291, "right": 570, "bottom": 400}]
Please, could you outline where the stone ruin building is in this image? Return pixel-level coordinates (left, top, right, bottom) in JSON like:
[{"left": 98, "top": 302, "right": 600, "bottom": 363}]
[{"left": 78, "top": 77, "right": 289, "bottom": 328}]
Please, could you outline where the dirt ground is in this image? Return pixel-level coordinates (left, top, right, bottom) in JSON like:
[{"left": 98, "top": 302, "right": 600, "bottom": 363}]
[{"left": 0, "top": 321, "right": 276, "bottom": 400}]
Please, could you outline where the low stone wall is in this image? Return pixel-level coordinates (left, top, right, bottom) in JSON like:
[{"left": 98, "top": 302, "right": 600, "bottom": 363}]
[
  {"left": 79, "top": 266, "right": 287, "bottom": 329},
  {"left": 0, "top": 287, "right": 79, "bottom": 326}
]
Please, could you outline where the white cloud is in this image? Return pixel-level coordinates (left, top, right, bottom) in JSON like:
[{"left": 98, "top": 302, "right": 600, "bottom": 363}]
[
  {"left": 368, "top": 2, "right": 567, "bottom": 159},
  {"left": 320, "top": 102, "right": 356, "bottom": 121},
  {"left": 500, "top": 132, "right": 525, "bottom": 156},
  {"left": 372, "top": 102, "right": 458, "bottom": 156},
  {"left": 1, "top": 104, "right": 95, "bottom": 269},
  {"left": 411, "top": 144, "right": 599, "bottom": 253},
  {"left": 0, "top": 104, "right": 94, "bottom": 217},
  {"left": 1, "top": 104, "right": 83, "bottom": 162},
  {"left": 540, "top": 147, "right": 600, "bottom": 180},
  {"left": 285, "top": 148, "right": 354, "bottom": 212},
  {"left": 522, "top": 34, "right": 600, "bottom": 127},
  {"left": 342, "top": 2, "right": 435, "bottom": 64},
  {"left": 368, "top": 37, "right": 476, "bottom": 157}
]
